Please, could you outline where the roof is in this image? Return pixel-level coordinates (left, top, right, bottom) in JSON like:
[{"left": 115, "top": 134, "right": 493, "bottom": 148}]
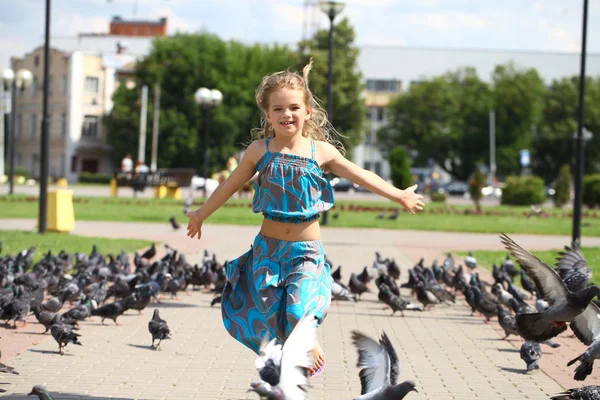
[{"left": 111, "top": 16, "right": 167, "bottom": 26}]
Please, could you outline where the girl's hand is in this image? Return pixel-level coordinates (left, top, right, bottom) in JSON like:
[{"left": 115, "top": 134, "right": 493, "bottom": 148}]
[
  {"left": 185, "top": 210, "right": 204, "bottom": 240},
  {"left": 398, "top": 184, "right": 425, "bottom": 215}
]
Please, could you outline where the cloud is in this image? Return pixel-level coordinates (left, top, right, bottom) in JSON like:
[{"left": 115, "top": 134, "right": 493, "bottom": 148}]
[
  {"left": 148, "top": 6, "right": 191, "bottom": 33},
  {"left": 53, "top": 14, "right": 108, "bottom": 36}
]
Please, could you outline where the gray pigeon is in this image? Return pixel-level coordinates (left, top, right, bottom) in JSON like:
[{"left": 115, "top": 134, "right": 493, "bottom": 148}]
[
  {"left": 555, "top": 240, "right": 592, "bottom": 292},
  {"left": 501, "top": 233, "right": 600, "bottom": 342},
  {"left": 149, "top": 309, "right": 171, "bottom": 349},
  {"left": 520, "top": 341, "right": 542, "bottom": 371},
  {"left": 551, "top": 385, "right": 600, "bottom": 400},
  {"left": 332, "top": 280, "right": 357, "bottom": 302},
  {"left": 568, "top": 302, "right": 600, "bottom": 381},
  {"left": 28, "top": 385, "right": 53, "bottom": 399},
  {"left": 464, "top": 251, "right": 477, "bottom": 269},
  {"left": 351, "top": 330, "right": 418, "bottom": 400},
  {"left": 248, "top": 313, "right": 316, "bottom": 400},
  {"left": 51, "top": 321, "right": 82, "bottom": 355}
]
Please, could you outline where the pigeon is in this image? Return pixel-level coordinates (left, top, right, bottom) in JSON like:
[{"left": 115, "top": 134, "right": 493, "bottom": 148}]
[
  {"left": 551, "top": 386, "right": 600, "bottom": 400},
  {"left": 387, "top": 209, "right": 400, "bottom": 220},
  {"left": 501, "top": 233, "right": 600, "bottom": 342},
  {"left": 464, "top": 251, "right": 477, "bottom": 270},
  {"left": 520, "top": 341, "right": 542, "bottom": 372},
  {"left": 556, "top": 241, "right": 592, "bottom": 293},
  {"left": 51, "top": 321, "right": 82, "bottom": 355},
  {"left": 349, "top": 273, "right": 370, "bottom": 299},
  {"left": 350, "top": 330, "right": 418, "bottom": 399},
  {"left": 140, "top": 244, "right": 156, "bottom": 260},
  {"left": 149, "top": 309, "right": 171, "bottom": 349},
  {"left": 567, "top": 302, "right": 600, "bottom": 381},
  {"left": 497, "top": 305, "right": 520, "bottom": 339},
  {"left": 378, "top": 284, "right": 422, "bottom": 316},
  {"left": 210, "top": 295, "right": 222, "bottom": 307},
  {"left": 91, "top": 295, "right": 137, "bottom": 326},
  {"left": 521, "top": 270, "right": 537, "bottom": 296},
  {"left": 28, "top": 385, "right": 53, "bottom": 399},
  {"left": 169, "top": 216, "right": 180, "bottom": 230},
  {"left": 248, "top": 313, "right": 317, "bottom": 400},
  {"left": 501, "top": 255, "right": 519, "bottom": 280},
  {"left": 0, "top": 351, "right": 19, "bottom": 375},
  {"left": 332, "top": 280, "right": 357, "bottom": 302},
  {"left": 183, "top": 196, "right": 194, "bottom": 214}
]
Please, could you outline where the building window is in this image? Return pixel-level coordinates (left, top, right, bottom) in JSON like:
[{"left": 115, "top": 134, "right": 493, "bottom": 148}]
[
  {"left": 34, "top": 55, "right": 39, "bottom": 67},
  {"left": 81, "top": 115, "right": 99, "bottom": 137},
  {"left": 364, "top": 161, "right": 382, "bottom": 176},
  {"left": 16, "top": 115, "right": 22, "bottom": 137},
  {"left": 368, "top": 106, "right": 385, "bottom": 122},
  {"left": 410, "top": 80, "right": 424, "bottom": 88},
  {"left": 61, "top": 113, "right": 67, "bottom": 137},
  {"left": 31, "top": 114, "right": 37, "bottom": 137},
  {"left": 366, "top": 79, "right": 399, "bottom": 92},
  {"left": 85, "top": 77, "right": 99, "bottom": 93},
  {"left": 61, "top": 74, "right": 68, "bottom": 95}
]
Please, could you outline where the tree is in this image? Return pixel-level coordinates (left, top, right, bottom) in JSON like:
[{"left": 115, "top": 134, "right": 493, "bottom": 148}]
[
  {"left": 297, "top": 18, "right": 366, "bottom": 153},
  {"left": 533, "top": 76, "right": 600, "bottom": 182},
  {"left": 104, "top": 33, "right": 298, "bottom": 173},
  {"left": 378, "top": 67, "right": 492, "bottom": 180},
  {"left": 491, "top": 62, "right": 546, "bottom": 178},
  {"left": 553, "top": 164, "right": 572, "bottom": 208},
  {"left": 389, "top": 146, "right": 413, "bottom": 189},
  {"left": 469, "top": 167, "right": 486, "bottom": 212}
]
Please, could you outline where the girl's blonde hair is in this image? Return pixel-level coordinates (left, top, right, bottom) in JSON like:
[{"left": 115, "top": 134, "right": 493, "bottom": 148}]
[{"left": 252, "top": 59, "right": 345, "bottom": 154}]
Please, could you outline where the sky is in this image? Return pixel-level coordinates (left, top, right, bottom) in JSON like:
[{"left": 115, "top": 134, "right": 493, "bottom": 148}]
[{"left": 0, "top": 0, "right": 599, "bottom": 70}]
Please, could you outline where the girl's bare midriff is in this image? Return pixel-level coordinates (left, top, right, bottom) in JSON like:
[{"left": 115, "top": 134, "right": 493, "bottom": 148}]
[{"left": 260, "top": 218, "right": 321, "bottom": 242}]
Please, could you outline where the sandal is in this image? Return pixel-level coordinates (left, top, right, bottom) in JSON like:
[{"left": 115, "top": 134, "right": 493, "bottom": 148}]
[{"left": 310, "top": 358, "right": 326, "bottom": 377}]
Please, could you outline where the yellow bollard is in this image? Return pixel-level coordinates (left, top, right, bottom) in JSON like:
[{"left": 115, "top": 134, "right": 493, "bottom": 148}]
[
  {"left": 46, "top": 189, "right": 75, "bottom": 232},
  {"left": 154, "top": 185, "right": 167, "bottom": 199},
  {"left": 56, "top": 178, "right": 68, "bottom": 188},
  {"left": 166, "top": 185, "right": 181, "bottom": 200},
  {"left": 110, "top": 178, "right": 119, "bottom": 197}
]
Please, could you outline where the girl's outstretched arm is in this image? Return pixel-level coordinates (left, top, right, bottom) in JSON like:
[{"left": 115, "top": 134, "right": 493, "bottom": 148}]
[
  {"left": 186, "top": 141, "right": 262, "bottom": 239},
  {"left": 319, "top": 142, "right": 425, "bottom": 214}
]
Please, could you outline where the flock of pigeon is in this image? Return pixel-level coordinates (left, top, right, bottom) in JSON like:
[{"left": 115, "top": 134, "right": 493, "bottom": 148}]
[{"left": 2, "top": 231, "right": 600, "bottom": 399}]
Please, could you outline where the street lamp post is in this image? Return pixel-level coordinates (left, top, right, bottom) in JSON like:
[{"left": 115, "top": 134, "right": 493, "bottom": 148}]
[
  {"left": 194, "top": 87, "right": 223, "bottom": 198},
  {"left": 39, "top": 0, "right": 52, "bottom": 233},
  {"left": 572, "top": 0, "right": 589, "bottom": 244},
  {"left": 2, "top": 68, "right": 33, "bottom": 195},
  {"left": 0, "top": 69, "right": 15, "bottom": 181},
  {"left": 319, "top": 0, "right": 345, "bottom": 226}
]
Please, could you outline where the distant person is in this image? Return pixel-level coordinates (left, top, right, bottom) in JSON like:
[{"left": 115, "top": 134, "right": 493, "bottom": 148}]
[
  {"left": 185, "top": 59, "right": 425, "bottom": 378},
  {"left": 121, "top": 154, "right": 133, "bottom": 174}
]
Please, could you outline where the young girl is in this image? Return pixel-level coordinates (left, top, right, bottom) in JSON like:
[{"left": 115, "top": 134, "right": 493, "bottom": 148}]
[{"left": 186, "top": 60, "right": 425, "bottom": 376}]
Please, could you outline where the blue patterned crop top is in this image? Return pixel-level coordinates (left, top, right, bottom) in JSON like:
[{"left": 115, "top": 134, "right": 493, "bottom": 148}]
[{"left": 252, "top": 137, "right": 334, "bottom": 224}]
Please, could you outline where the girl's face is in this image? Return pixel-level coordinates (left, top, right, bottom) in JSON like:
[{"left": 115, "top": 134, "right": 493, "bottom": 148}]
[{"left": 266, "top": 88, "right": 311, "bottom": 138}]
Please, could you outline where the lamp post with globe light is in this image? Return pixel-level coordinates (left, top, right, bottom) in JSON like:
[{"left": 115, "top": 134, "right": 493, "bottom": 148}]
[
  {"left": 1, "top": 68, "right": 33, "bottom": 195},
  {"left": 194, "top": 87, "right": 223, "bottom": 198},
  {"left": 318, "top": 0, "right": 345, "bottom": 226}
]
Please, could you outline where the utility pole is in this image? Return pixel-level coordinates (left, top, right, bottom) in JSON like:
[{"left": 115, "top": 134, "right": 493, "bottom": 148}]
[
  {"left": 489, "top": 110, "right": 496, "bottom": 186},
  {"left": 138, "top": 85, "right": 148, "bottom": 163},
  {"left": 150, "top": 82, "right": 160, "bottom": 171}
]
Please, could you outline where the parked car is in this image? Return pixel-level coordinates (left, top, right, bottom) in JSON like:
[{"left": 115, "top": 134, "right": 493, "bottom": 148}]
[
  {"left": 437, "top": 181, "right": 469, "bottom": 196},
  {"left": 330, "top": 177, "right": 367, "bottom": 193}
]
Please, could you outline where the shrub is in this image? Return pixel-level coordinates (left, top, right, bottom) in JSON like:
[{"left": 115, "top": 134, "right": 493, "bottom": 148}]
[
  {"left": 553, "top": 164, "right": 572, "bottom": 208},
  {"left": 78, "top": 172, "right": 112, "bottom": 184},
  {"left": 431, "top": 192, "right": 447, "bottom": 203},
  {"left": 13, "top": 167, "right": 32, "bottom": 179},
  {"left": 389, "top": 146, "right": 413, "bottom": 189},
  {"left": 469, "top": 168, "right": 486, "bottom": 211},
  {"left": 583, "top": 174, "right": 600, "bottom": 208},
  {"left": 501, "top": 175, "right": 546, "bottom": 206}
]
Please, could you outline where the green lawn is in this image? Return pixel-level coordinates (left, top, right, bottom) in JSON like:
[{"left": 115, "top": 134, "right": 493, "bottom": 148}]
[
  {"left": 455, "top": 248, "right": 600, "bottom": 286},
  {"left": 0, "top": 230, "right": 153, "bottom": 263},
  {"left": 1, "top": 194, "right": 600, "bottom": 236}
]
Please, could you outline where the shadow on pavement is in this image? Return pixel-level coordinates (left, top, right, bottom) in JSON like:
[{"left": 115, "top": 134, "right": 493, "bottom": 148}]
[
  {"left": 150, "top": 302, "right": 200, "bottom": 309},
  {"left": 126, "top": 343, "right": 155, "bottom": 351},
  {"left": 497, "top": 348, "right": 520, "bottom": 353},
  {"left": 500, "top": 366, "right": 529, "bottom": 374}
]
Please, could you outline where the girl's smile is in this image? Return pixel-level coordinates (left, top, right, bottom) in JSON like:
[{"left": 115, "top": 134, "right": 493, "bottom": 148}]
[{"left": 266, "top": 88, "right": 310, "bottom": 137}]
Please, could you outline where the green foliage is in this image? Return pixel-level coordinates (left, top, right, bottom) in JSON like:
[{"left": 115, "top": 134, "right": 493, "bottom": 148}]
[
  {"left": 12, "top": 167, "right": 31, "bottom": 179},
  {"left": 533, "top": 76, "right": 600, "bottom": 182},
  {"left": 78, "top": 172, "right": 112, "bottom": 184},
  {"left": 501, "top": 175, "right": 546, "bottom": 205},
  {"left": 430, "top": 192, "right": 447, "bottom": 203},
  {"left": 553, "top": 164, "right": 572, "bottom": 208},
  {"left": 389, "top": 146, "right": 413, "bottom": 189},
  {"left": 583, "top": 174, "right": 600, "bottom": 208},
  {"left": 469, "top": 168, "right": 486, "bottom": 209},
  {"left": 378, "top": 67, "right": 492, "bottom": 180},
  {"left": 298, "top": 18, "right": 366, "bottom": 153},
  {"left": 105, "top": 33, "right": 298, "bottom": 174}
]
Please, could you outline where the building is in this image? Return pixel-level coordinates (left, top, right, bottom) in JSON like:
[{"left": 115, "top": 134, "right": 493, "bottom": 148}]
[
  {"left": 9, "top": 17, "right": 165, "bottom": 182},
  {"left": 110, "top": 16, "right": 168, "bottom": 37},
  {"left": 353, "top": 46, "right": 600, "bottom": 181}
]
